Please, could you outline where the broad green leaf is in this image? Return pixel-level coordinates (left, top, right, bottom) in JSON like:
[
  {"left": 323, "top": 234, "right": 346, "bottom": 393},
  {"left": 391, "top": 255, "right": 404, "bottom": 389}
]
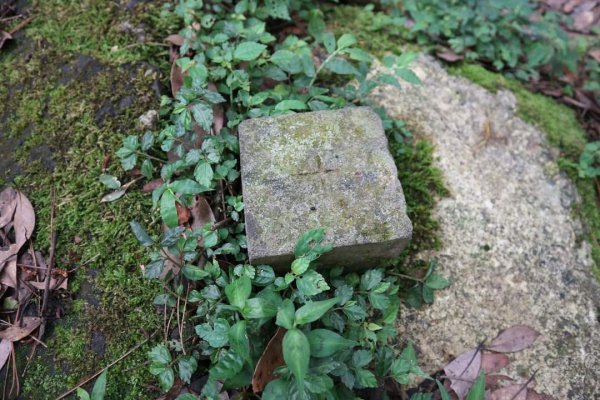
[
  {"left": 360, "top": 269, "right": 383, "bottom": 291},
  {"left": 346, "top": 48, "right": 372, "bottom": 62},
  {"left": 276, "top": 299, "right": 295, "bottom": 330},
  {"left": 262, "top": 379, "right": 289, "bottom": 400},
  {"left": 291, "top": 256, "right": 311, "bottom": 275},
  {"left": 395, "top": 68, "right": 421, "bottom": 85},
  {"left": 99, "top": 174, "right": 121, "bottom": 189},
  {"left": 148, "top": 344, "right": 171, "bottom": 364},
  {"left": 322, "top": 32, "right": 336, "bottom": 53},
  {"left": 191, "top": 102, "right": 213, "bottom": 131},
  {"left": 305, "top": 373, "right": 334, "bottom": 394},
  {"left": 352, "top": 349, "right": 372, "bottom": 368},
  {"left": 171, "top": 179, "right": 207, "bottom": 195},
  {"left": 283, "top": 329, "right": 310, "bottom": 386},
  {"left": 466, "top": 370, "right": 485, "bottom": 400},
  {"left": 294, "top": 297, "right": 339, "bottom": 325},
  {"left": 308, "top": 10, "right": 326, "bottom": 38},
  {"left": 294, "top": 228, "right": 329, "bottom": 258},
  {"left": 354, "top": 368, "right": 377, "bottom": 388},
  {"left": 425, "top": 273, "right": 450, "bottom": 289},
  {"left": 76, "top": 388, "right": 91, "bottom": 400},
  {"left": 158, "top": 367, "right": 175, "bottom": 391},
  {"left": 233, "top": 41, "right": 267, "bottom": 61},
  {"left": 160, "top": 190, "right": 178, "bottom": 228},
  {"left": 178, "top": 356, "right": 198, "bottom": 383},
  {"left": 306, "top": 329, "right": 357, "bottom": 357},
  {"left": 91, "top": 370, "right": 107, "bottom": 400},
  {"left": 242, "top": 297, "right": 278, "bottom": 319},
  {"left": 210, "top": 351, "right": 244, "bottom": 381},
  {"left": 141, "top": 131, "right": 154, "bottom": 151},
  {"left": 144, "top": 259, "right": 164, "bottom": 279},
  {"left": 422, "top": 284, "right": 434, "bottom": 304},
  {"left": 228, "top": 320, "right": 251, "bottom": 364},
  {"left": 324, "top": 58, "right": 359, "bottom": 75},
  {"left": 254, "top": 265, "right": 275, "bottom": 286},
  {"left": 296, "top": 270, "right": 330, "bottom": 297},
  {"left": 368, "top": 292, "right": 390, "bottom": 310},
  {"left": 129, "top": 221, "right": 153, "bottom": 247},
  {"left": 225, "top": 276, "right": 252, "bottom": 309},
  {"left": 275, "top": 100, "right": 308, "bottom": 111},
  {"left": 195, "top": 319, "right": 230, "bottom": 348},
  {"left": 194, "top": 161, "right": 213, "bottom": 187},
  {"left": 337, "top": 33, "right": 356, "bottom": 49},
  {"left": 437, "top": 380, "right": 452, "bottom": 400},
  {"left": 182, "top": 264, "right": 210, "bottom": 281},
  {"left": 141, "top": 159, "right": 153, "bottom": 179}
]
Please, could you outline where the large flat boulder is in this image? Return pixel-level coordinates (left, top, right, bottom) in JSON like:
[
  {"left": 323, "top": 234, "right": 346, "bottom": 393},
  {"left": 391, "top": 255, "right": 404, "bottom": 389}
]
[{"left": 239, "top": 107, "right": 412, "bottom": 270}]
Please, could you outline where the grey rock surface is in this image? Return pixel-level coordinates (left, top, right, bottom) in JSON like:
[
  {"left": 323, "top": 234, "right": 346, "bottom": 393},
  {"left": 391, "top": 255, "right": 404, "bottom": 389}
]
[
  {"left": 371, "top": 55, "right": 600, "bottom": 399},
  {"left": 239, "top": 107, "right": 412, "bottom": 270}
]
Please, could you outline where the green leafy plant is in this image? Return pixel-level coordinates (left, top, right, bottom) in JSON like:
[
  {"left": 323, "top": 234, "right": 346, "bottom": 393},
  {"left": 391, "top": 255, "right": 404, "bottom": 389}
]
[
  {"left": 577, "top": 141, "right": 600, "bottom": 178},
  {"left": 402, "top": 0, "right": 571, "bottom": 81},
  {"left": 110, "top": 0, "right": 451, "bottom": 397},
  {"left": 76, "top": 371, "right": 107, "bottom": 400}
]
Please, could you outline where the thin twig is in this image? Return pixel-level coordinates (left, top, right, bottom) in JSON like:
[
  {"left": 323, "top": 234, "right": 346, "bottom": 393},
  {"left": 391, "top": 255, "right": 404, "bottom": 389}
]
[
  {"left": 54, "top": 331, "right": 158, "bottom": 400},
  {"left": 211, "top": 217, "right": 231, "bottom": 231},
  {"left": 39, "top": 189, "right": 57, "bottom": 340},
  {"left": 8, "top": 15, "right": 32, "bottom": 35}
]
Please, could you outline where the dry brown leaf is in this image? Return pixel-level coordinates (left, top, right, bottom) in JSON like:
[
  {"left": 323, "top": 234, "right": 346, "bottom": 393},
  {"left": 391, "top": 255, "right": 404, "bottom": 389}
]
[
  {"left": 165, "top": 34, "right": 184, "bottom": 46},
  {"left": 590, "top": 49, "right": 600, "bottom": 63},
  {"left": 190, "top": 196, "right": 215, "bottom": 231},
  {"left": 13, "top": 191, "right": 35, "bottom": 249},
  {"left": 0, "top": 259, "right": 17, "bottom": 288},
  {"left": 526, "top": 388, "right": 557, "bottom": 400},
  {"left": 170, "top": 61, "right": 184, "bottom": 98},
  {"left": 481, "top": 353, "right": 510, "bottom": 374},
  {"left": 0, "top": 31, "right": 12, "bottom": 49},
  {"left": 491, "top": 384, "right": 527, "bottom": 400},
  {"left": 0, "top": 339, "right": 11, "bottom": 371},
  {"left": 176, "top": 203, "right": 192, "bottom": 226},
  {"left": 0, "top": 316, "right": 41, "bottom": 341},
  {"left": 437, "top": 50, "right": 464, "bottom": 62},
  {"left": 444, "top": 348, "right": 482, "bottom": 400},
  {"left": 488, "top": 325, "right": 540, "bottom": 353},
  {"left": 252, "top": 327, "right": 286, "bottom": 393},
  {"left": 485, "top": 374, "right": 514, "bottom": 389},
  {"left": 143, "top": 178, "right": 164, "bottom": 193},
  {"left": 0, "top": 187, "right": 17, "bottom": 229}
]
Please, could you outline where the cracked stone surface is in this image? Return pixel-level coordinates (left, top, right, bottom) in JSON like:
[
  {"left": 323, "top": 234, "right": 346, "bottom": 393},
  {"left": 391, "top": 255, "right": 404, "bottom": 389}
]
[
  {"left": 239, "top": 107, "right": 412, "bottom": 270},
  {"left": 371, "top": 55, "right": 600, "bottom": 399}
]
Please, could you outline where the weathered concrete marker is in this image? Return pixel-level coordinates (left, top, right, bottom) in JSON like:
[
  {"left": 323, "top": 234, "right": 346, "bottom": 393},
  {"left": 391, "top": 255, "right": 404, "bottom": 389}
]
[{"left": 239, "top": 107, "right": 412, "bottom": 270}]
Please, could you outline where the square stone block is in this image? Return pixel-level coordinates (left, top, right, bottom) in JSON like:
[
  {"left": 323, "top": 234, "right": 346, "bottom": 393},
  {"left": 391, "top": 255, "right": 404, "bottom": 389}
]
[{"left": 238, "top": 107, "right": 412, "bottom": 271}]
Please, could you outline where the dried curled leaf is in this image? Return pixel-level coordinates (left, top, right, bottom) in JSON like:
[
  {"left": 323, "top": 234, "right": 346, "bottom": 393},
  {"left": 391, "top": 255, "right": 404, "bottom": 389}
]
[
  {"left": 252, "top": 327, "right": 286, "bottom": 393},
  {"left": 0, "top": 316, "right": 41, "bottom": 341},
  {"left": 443, "top": 348, "right": 482, "bottom": 400}
]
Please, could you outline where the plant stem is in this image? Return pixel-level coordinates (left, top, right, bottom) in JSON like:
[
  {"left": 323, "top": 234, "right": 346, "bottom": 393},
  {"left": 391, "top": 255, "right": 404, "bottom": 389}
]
[{"left": 309, "top": 49, "right": 341, "bottom": 89}]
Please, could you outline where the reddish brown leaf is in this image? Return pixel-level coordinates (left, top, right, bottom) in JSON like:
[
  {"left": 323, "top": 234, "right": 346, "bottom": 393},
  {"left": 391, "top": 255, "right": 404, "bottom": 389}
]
[
  {"left": 190, "top": 196, "right": 215, "bottom": 231},
  {"left": 488, "top": 325, "right": 540, "bottom": 353},
  {"left": 13, "top": 191, "right": 35, "bottom": 248},
  {"left": 444, "top": 348, "right": 482, "bottom": 400},
  {"left": 165, "top": 34, "right": 184, "bottom": 47},
  {"left": 252, "top": 327, "right": 286, "bottom": 393},
  {"left": 0, "top": 316, "right": 41, "bottom": 341},
  {"left": 0, "top": 339, "right": 11, "bottom": 371},
  {"left": 437, "top": 50, "right": 464, "bottom": 62},
  {"left": 143, "top": 178, "right": 165, "bottom": 193},
  {"left": 485, "top": 374, "right": 514, "bottom": 389},
  {"left": 481, "top": 353, "right": 510, "bottom": 374},
  {"left": 491, "top": 384, "right": 527, "bottom": 400},
  {"left": 176, "top": 203, "right": 192, "bottom": 226},
  {"left": 170, "top": 61, "right": 184, "bottom": 98}
]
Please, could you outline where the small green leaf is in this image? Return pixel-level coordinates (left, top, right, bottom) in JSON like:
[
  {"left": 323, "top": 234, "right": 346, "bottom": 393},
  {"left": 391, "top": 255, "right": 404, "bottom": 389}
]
[
  {"left": 91, "top": 370, "right": 107, "bottom": 400},
  {"left": 129, "top": 221, "right": 154, "bottom": 247},
  {"left": 324, "top": 58, "right": 359, "bottom": 75},
  {"left": 466, "top": 370, "right": 485, "bottom": 400},
  {"left": 225, "top": 276, "right": 252, "bottom": 309},
  {"left": 195, "top": 319, "right": 230, "bottom": 348},
  {"left": 425, "top": 274, "right": 450, "bottom": 289},
  {"left": 229, "top": 320, "right": 251, "bottom": 364},
  {"left": 306, "top": 329, "right": 357, "bottom": 357},
  {"left": 296, "top": 270, "right": 330, "bottom": 297},
  {"left": 171, "top": 179, "right": 208, "bottom": 195},
  {"left": 158, "top": 367, "right": 175, "bottom": 392},
  {"left": 178, "top": 356, "right": 198, "bottom": 383},
  {"left": 191, "top": 102, "right": 213, "bottom": 131},
  {"left": 283, "top": 329, "right": 310, "bottom": 386},
  {"left": 322, "top": 32, "right": 336, "bottom": 53},
  {"left": 76, "top": 388, "right": 91, "bottom": 400},
  {"left": 276, "top": 299, "right": 295, "bottom": 330},
  {"left": 141, "top": 131, "right": 154, "bottom": 151},
  {"left": 242, "top": 297, "right": 278, "bottom": 319},
  {"left": 262, "top": 379, "right": 289, "bottom": 400},
  {"left": 354, "top": 368, "right": 377, "bottom": 388},
  {"left": 144, "top": 259, "right": 164, "bottom": 279},
  {"left": 360, "top": 269, "right": 383, "bottom": 291},
  {"left": 176, "top": 395, "right": 198, "bottom": 400},
  {"left": 141, "top": 159, "right": 153, "bottom": 179},
  {"left": 337, "top": 33, "right": 356, "bottom": 49},
  {"left": 294, "top": 297, "right": 339, "bottom": 325},
  {"left": 210, "top": 350, "right": 244, "bottom": 381},
  {"left": 352, "top": 349, "right": 372, "bottom": 368},
  {"left": 194, "top": 161, "right": 214, "bottom": 187},
  {"left": 99, "top": 174, "right": 121, "bottom": 189},
  {"left": 160, "top": 190, "right": 178, "bottom": 228},
  {"left": 182, "top": 264, "right": 210, "bottom": 281},
  {"left": 233, "top": 41, "right": 267, "bottom": 61},
  {"left": 395, "top": 68, "right": 421, "bottom": 85},
  {"left": 148, "top": 344, "right": 171, "bottom": 364},
  {"left": 291, "top": 256, "right": 311, "bottom": 275},
  {"left": 275, "top": 100, "right": 307, "bottom": 111}
]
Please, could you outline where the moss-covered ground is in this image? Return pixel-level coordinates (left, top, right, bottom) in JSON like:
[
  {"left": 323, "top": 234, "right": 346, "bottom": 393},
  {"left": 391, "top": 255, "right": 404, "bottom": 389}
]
[{"left": 0, "top": 0, "right": 178, "bottom": 398}]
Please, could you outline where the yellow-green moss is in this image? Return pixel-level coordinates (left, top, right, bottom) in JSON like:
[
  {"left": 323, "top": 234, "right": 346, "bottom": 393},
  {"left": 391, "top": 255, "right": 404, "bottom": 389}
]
[{"left": 0, "top": 0, "right": 175, "bottom": 398}]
